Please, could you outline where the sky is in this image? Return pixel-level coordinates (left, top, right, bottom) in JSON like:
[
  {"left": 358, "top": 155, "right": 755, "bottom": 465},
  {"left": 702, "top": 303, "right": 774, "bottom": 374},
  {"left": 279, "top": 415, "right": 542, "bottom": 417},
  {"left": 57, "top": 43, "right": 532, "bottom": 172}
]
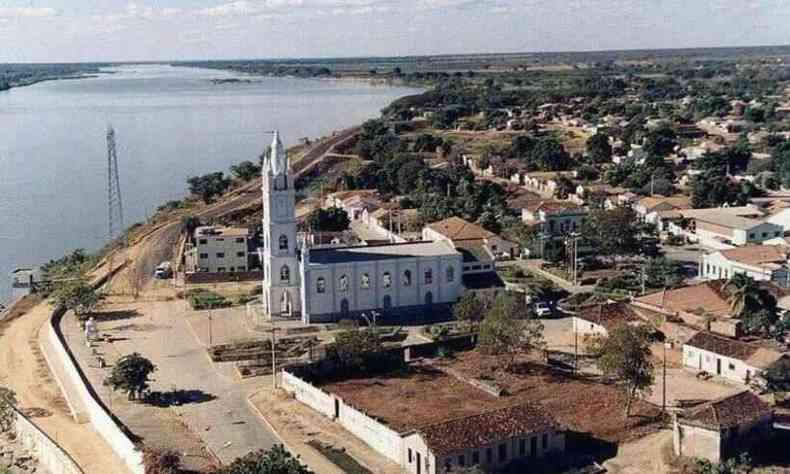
[{"left": 0, "top": 0, "right": 789, "bottom": 63}]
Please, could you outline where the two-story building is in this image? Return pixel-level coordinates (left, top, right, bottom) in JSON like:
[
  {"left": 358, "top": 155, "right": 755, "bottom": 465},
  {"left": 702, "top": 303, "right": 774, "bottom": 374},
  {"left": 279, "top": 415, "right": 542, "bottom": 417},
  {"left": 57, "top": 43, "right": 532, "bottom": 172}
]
[{"left": 522, "top": 201, "right": 588, "bottom": 237}]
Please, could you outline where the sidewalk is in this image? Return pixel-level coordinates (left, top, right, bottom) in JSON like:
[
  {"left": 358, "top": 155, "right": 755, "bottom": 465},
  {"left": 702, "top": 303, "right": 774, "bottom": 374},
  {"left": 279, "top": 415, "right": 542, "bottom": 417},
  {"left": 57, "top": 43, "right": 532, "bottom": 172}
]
[{"left": 248, "top": 388, "right": 404, "bottom": 474}]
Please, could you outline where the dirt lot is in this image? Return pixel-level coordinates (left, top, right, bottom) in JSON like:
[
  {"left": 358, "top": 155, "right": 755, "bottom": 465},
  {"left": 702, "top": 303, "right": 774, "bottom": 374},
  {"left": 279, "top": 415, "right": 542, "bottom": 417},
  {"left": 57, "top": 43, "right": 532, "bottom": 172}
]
[{"left": 322, "top": 351, "right": 663, "bottom": 446}]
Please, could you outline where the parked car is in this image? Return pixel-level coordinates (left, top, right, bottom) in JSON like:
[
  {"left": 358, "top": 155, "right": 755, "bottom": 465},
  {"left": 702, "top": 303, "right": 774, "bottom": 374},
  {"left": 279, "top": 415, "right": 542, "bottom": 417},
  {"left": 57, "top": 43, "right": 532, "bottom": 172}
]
[
  {"left": 534, "top": 301, "right": 551, "bottom": 317},
  {"left": 154, "top": 261, "right": 173, "bottom": 279}
]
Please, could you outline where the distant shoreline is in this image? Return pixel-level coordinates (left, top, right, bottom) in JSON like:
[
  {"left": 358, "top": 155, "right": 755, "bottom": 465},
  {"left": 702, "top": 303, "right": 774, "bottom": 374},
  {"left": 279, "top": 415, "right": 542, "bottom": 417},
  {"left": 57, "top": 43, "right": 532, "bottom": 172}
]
[{"left": 0, "top": 73, "right": 102, "bottom": 92}]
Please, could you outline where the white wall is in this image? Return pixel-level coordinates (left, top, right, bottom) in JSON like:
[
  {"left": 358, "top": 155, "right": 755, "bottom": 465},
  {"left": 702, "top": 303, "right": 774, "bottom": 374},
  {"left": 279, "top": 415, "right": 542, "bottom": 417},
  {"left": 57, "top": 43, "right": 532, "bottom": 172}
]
[
  {"left": 13, "top": 406, "right": 84, "bottom": 474},
  {"left": 42, "top": 309, "right": 143, "bottom": 474},
  {"left": 281, "top": 371, "right": 335, "bottom": 418},
  {"left": 571, "top": 317, "right": 608, "bottom": 337},
  {"left": 682, "top": 344, "right": 760, "bottom": 384}
]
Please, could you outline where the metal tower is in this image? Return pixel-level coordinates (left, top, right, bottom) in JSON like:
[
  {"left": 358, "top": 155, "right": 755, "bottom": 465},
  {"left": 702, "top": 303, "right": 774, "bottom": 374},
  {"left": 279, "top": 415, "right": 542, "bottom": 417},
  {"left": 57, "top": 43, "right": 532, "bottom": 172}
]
[{"left": 107, "top": 125, "right": 124, "bottom": 242}]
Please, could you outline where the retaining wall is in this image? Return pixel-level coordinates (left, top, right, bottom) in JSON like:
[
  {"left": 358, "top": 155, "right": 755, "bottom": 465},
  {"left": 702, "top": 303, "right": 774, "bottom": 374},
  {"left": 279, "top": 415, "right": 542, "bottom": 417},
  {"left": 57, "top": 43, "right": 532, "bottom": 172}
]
[
  {"left": 43, "top": 306, "right": 144, "bottom": 474},
  {"left": 12, "top": 406, "right": 84, "bottom": 474}
]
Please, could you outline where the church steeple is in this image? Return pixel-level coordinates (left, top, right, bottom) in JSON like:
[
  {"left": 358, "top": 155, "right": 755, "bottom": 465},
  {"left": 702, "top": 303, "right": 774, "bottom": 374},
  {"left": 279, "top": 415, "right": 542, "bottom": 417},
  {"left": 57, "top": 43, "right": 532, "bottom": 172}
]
[{"left": 270, "top": 130, "right": 287, "bottom": 176}]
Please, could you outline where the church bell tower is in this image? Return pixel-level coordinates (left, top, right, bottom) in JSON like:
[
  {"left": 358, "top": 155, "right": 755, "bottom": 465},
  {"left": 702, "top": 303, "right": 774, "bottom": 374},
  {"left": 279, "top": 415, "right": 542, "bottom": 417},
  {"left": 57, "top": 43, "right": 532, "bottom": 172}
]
[{"left": 261, "top": 131, "right": 300, "bottom": 318}]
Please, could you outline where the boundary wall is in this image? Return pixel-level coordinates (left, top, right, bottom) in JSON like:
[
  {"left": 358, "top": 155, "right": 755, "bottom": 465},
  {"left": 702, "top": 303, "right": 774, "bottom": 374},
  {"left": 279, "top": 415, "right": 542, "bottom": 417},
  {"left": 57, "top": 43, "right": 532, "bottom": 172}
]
[{"left": 11, "top": 405, "right": 84, "bottom": 474}]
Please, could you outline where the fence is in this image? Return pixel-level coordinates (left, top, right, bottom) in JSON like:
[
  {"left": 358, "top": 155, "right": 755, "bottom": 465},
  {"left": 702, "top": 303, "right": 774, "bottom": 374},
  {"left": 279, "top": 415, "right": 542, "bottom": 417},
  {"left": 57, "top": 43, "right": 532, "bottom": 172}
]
[{"left": 11, "top": 405, "right": 84, "bottom": 474}]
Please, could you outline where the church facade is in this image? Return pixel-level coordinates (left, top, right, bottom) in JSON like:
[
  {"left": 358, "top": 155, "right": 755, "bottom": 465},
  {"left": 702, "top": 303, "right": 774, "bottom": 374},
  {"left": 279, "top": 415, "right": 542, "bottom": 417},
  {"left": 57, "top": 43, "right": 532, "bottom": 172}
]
[{"left": 261, "top": 132, "right": 464, "bottom": 324}]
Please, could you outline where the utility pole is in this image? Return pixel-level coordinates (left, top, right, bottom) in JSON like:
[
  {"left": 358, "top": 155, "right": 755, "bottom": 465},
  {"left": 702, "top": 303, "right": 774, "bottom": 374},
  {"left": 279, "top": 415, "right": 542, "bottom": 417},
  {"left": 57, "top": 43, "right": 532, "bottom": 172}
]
[
  {"left": 271, "top": 321, "right": 277, "bottom": 392},
  {"left": 107, "top": 125, "right": 124, "bottom": 242},
  {"left": 662, "top": 342, "right": 667, "bottom": 413}
]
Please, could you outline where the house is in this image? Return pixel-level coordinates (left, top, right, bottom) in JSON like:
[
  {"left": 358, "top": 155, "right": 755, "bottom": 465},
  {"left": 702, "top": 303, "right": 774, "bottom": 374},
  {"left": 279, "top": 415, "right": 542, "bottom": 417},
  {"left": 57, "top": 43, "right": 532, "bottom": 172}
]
[
  {"left": 679, "top": 206, "right": 781, "bottom": 247},
  {"left": 682, "top": 331, "right": 785, "bottom": 385},
  {"left": 324, "top": 190, "right": 384, "bottom": 221},
  {"left": 522, "top": 201, "right": 588, "bottom": 237},
  {"left": 185, "top": 226, "right": 251, "bottom": 273},
  {"left": 570, "top": 184, "right": 627, "bottom": 206},
  {"left": 700, "top": 245, "right": 790, "bottom": 287},
  {"left": 423, "top": 217, "right": 518, "bottom": 261},
  {"left": 673, "top": 391, "right": 773, "bottom": 463},
  {"left": 521, "top": 171, "right": 577, "bottom": 198},
  {"left": 633, "top": 196, "right": 692, "bottom": 230},
  {"left": 364, "top": 208, "right": 422, "bottom": 243},
  {"left": 571, "top": 302, "right": 641, "bottom": 337},
  {"left": 281, "top": 365, "right": 566, "bottom": 474},
  {"left": 630, "top": 281, "right": 739, "bottom": 338}
]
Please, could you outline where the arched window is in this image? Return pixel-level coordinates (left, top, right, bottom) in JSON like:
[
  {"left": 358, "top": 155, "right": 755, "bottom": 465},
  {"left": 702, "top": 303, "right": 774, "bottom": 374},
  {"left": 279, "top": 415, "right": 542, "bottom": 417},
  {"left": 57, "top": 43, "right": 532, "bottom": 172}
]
[
  {"left": 383, "top": 272, "right": 392, "bottom": 289},
  {"left": 280, "top": 265, "right": 290, "bottom": 283},
  {"left": 316, "top": 277, "right": 326, "bottom": 294},
  {"left": 338, "top": 275, "right": 349, "bottom": 293},
  {"left": 424, "top": 269, "right": 433, "bottom": 285},
  {"left": 279, "top": 235, "right": 288, "bottom": 250},
  {"left": 361, "top": 273, "right": 370, "bottom": 289},
  {"left": 403, "top": 270, "right": 412, "bottom": 287},
  {"left": 446, "top": 266, "right": 455, "bottom": 283},
  {"left": 275, "top": 174, "right": 288, "bottom": 191}
]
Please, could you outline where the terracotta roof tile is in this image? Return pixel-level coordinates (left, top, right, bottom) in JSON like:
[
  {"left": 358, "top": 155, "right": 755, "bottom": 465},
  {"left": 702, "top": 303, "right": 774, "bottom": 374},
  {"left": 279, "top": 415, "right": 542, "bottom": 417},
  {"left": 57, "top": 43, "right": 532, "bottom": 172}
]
[
  {"left": 577, "top": 302, "right": 640, "bottom": 329},
  {"left": 685, "top": 331, "right": 761, "bottom": 362},
  {"left": 427, "top": 217, "right": 496, "bottom": 241},
  {"left": 680, "top": 391, "right": 772, "bottom": 430},
  {"left": 719, "top": 245, "right": 789, "bottom": 267},
  {"left": 635, "top": 281, "right": 732, "bottom": 319},
  {"left": 420, "top": 403, "right": 562, "bottom": 456}
]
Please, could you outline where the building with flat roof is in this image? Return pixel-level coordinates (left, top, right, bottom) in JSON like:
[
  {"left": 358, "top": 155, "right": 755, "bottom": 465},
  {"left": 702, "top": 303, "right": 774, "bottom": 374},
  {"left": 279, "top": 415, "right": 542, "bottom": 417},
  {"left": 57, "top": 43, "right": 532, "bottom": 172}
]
[
  {"left": 680, "top": 206, "right": 781, "bottom": 247},
  {"left": 185, "top": 226, "right": 251, "bottom": 273}
]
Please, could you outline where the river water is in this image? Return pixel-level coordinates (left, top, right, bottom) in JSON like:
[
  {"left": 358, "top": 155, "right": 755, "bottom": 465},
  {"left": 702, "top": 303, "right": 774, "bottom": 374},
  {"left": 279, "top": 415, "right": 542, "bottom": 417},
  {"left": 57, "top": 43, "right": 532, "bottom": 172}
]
[{"left": 0, "top": 64, "right": 419, "bottom": 302}]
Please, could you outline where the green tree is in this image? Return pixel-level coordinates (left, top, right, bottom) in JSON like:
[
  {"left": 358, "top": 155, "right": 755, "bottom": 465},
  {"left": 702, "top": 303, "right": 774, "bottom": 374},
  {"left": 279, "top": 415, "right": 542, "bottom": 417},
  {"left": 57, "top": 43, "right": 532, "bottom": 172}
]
[
  {"left": 502, "top": 222, "right": 538, "bottom": 252},
  {"left": 724, "top": 274, "right": 776, "bottom": 317},
  {"left": 304, "top": 207, "right": 350, "bottom": 232},
  {"left": 187, "top": 172, "right": 231, "bottom": 204},
  {"left": 453, "top": 292, "right": 484, "bottom": 328},
  {"left": 643, "top": 258, "right": 685, "bottom": 289},
  {"left": 230, "top": 160, "right": 261, "bottom": 182},
  {"left": 181, "top": 215, "right": 202, "bottom": 237},
  {"left": 215, "top": 445, "right": 312, "bottom": 474},
  {"left": 643, "top": 125, "right": 677, "bottom": 158},
  {"left": 586, "top": 133, "right": 613, "bottom": 163},
  {"left": 104, "top": 353, "right": 157, "bottom": 400},
  {"left": 592, "top": 325, "right": 654, "bottom": 417},
  {"left": 52, "top": 281, "right": 101, "bottom": 318},
  {"left": 327, "top": 328, "right": 400, "bottom": 375},
  {"left": 690, "top": 169, "right": 750, "bottom": 209},
  {"left": 0, "top": 386, "right": 17, "bottom": 433},
  {"left": 583, "top": 206, "right": 640, "bottom": 263},
  {"left": 761, "top": 358, "right": 790, "bottom": 396},
  {"left": 479, "top": 294, "right": 544, "bottom": 371}
]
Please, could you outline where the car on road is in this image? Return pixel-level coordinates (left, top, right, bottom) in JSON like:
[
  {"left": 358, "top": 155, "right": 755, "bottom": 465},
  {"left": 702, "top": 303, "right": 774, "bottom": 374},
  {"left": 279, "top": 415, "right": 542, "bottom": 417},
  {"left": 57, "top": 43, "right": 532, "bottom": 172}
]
[
  {"left": 534, "top": 301, "right": 552, "bottom": 317},
  {"left": 154, "top": 261, "right": 173, "bottom": 279}
]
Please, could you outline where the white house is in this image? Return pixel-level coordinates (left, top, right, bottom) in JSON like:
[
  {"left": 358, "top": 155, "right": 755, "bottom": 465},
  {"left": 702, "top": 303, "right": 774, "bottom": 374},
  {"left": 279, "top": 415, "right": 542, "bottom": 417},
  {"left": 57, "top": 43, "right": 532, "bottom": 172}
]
[
  {"left": 700, "top": 245, "right": 790, "bottom": 287},
  {"left": 522, "top": 201, "right": 588, "bottom": 237},
  {"left": 571, "top": 302, "right": 641, "bottom": 337},
  {"left": 185, "top": 226, "right": 250, "bottom": 273},
  {"left": 680, "top": 206, "right": 781, "bottom": 247},
  {"left": 682, "top": 331, "right": 785, "bottom": 385}
]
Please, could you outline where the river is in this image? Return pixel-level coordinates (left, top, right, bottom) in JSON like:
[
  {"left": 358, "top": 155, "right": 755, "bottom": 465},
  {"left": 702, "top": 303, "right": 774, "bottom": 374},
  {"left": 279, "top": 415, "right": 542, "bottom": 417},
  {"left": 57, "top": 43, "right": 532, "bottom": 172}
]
[{"left": 0, "top": 64, "right": 420, "bottom": 302}]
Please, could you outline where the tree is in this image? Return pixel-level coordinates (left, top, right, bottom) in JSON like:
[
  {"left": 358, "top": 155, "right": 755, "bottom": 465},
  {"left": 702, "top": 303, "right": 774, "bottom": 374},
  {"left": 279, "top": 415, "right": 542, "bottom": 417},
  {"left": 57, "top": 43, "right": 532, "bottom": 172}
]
[
  {"left": 592, "top": 325, "right": 654, "bottom": 417},
  {"left": 0, "top": 386, "right": 17, "bottom": 433},
  {"left": 586, "top": 133, "right": 613, "bottom": 163},
  {"left": 230, "top": 160, "right": 261, "bottom": 182},
  {"left": 454, "top": 292, "right": 484, "bottom": 328},
  {"left": 104, "top": 353, "right": 157, "bottom": 400},
  {"left": 215, "top": 445, "right": 312, "bottom": 474},
  {"left": 187, "top": 172, "right": 231, "bottom": 204},
  {"left": 181, "top": 215, "right": 202, "bottom": 237},
  {"left": 690, "top": 169, "right": 749, "bottom": 209},
  {"left": 761, "top": 358, "right": 790, "bottom": 396},
  {"left": 326, "top": 328, "right": 400, "bottom": 375},
  {"left": 52, "top": 281, "right": 101, "bottom": 318},
  {"left": 304, "top": 207, "right": 350, "bottom": 232},
  {"left": 643, "top": 258, "right": 685, "bottom": 289},
  {"left": 724, "top": 274, "right": 775, "bottom": 317},
  {"left": 143, "top": 447, "right": 182, "bottom": 474},
  {"left": 478, "top": 294, "right": 544, "bottom": 371},
  {"left": 502, "top": 222, "right": 538, "bottom": 252},
  {"left": 643, "top": 125, "right": 677, "bottom": 158},
  {"left": 583, "top": 206, "right": 640, "bottom": 263}
]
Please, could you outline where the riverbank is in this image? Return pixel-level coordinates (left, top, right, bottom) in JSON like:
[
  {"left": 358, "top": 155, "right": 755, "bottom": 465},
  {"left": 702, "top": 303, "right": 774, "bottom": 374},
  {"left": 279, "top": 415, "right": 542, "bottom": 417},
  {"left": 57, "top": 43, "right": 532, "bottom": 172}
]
[{"left": 0, "top": 74, "right": 102, "bottom": 92}]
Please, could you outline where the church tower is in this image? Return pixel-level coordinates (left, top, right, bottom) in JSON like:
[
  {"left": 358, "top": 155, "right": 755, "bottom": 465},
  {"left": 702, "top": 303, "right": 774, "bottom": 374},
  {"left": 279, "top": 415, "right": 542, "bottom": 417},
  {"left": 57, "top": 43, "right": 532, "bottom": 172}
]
[{"left": 261, "top": 131, "right": 300, "bottom": 318}]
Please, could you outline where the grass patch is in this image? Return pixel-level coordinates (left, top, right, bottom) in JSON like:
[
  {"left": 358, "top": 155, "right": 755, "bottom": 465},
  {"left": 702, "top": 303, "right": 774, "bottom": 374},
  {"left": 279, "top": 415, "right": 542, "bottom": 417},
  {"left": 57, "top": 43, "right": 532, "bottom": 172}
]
[
  {"left": 306, "top": 440, "right": 372, "bottom": 474},
  {"left": 186, "top": 288, "right": 231, "bottom": 310}
]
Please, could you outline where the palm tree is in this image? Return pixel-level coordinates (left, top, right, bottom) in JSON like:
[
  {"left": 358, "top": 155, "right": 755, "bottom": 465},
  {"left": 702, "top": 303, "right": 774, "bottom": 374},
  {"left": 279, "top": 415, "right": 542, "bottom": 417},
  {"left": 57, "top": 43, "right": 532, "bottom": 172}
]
[{"left": 724, "top": 274, "right": 769, "bottom": 317}]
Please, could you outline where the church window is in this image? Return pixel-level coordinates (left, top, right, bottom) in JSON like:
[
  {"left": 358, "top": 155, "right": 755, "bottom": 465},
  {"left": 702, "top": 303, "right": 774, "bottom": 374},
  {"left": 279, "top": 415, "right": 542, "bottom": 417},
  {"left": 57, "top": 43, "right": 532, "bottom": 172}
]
[
  {"left": 316, "top": 277, "right": 326, "bottom": 294},
  {"left": 424, "top": 269, "right": 433, "bottom": 285},
  {"left": 447, "top": 266, "right": 455, "bottom": 282},
  {"left": 361, "top": 273, "right": 370, "bottom": 289},
  {"left": 275, "top": 174, "right": 288, "bottom": 191},
  {"left": 403, "top": 270, "right": 412, "bottom": 287},
  {"left": 339, "top": 275, "right": 349, "bottom": 293},
  {"left": 383, "top": 272, "right": 392, "bottom": 289},
  {"left": 280, "top": 265, "right": 290, "bottom": 283},
  {"left": 279, "top": 235, "right": 288, "bottom": 250}
]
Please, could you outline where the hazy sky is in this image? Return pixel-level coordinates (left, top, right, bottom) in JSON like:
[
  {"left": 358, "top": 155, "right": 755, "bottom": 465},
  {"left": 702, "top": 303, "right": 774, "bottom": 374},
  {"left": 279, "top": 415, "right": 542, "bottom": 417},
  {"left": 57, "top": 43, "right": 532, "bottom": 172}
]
[{"left": 1, "top": 0, "right": 789, "bottom": 62}]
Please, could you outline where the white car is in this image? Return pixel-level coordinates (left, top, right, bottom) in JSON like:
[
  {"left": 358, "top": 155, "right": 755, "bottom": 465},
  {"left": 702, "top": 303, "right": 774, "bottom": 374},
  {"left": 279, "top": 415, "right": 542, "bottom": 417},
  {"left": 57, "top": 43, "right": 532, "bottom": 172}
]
[{"left": 534, "top": 302, "right": 551, "bottom": 317}]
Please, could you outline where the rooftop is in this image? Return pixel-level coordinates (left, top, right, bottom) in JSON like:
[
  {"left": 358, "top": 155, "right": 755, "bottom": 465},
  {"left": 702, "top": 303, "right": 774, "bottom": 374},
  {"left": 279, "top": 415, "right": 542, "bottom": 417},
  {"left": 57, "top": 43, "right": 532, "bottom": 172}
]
[
  {"left": 307, "top": 240, "right": 458, "bottom": 265},
  {"left": 524, "top": 200, "right": 587, "bottom": 215},
  {"left": 420, "top": 403, "right": 561, "bottom": 456},
  {"left": 681, "top": 206, "right": 769, "bottom": 231},
  {"left": 637, "top": 195, "right": 692, "bottom": 212},
  {"left": 576, "top": 302, "right": 640, "bottom": 329},
  {"left": 685, "top": 331, "right": 784, "bottom": 369},
  {"left": 426, "top": 217, "right": 496, "bottom": 241},
  {"left": 634, "top": 281, "right": 732, "bottom": 319},
  {"left": 718, "top": 245, "right": 789, "bottom": 268},
  {"left": 680, "top": 391, "right": 772, "bottom": 430},
  {"left": 195, "top": 226, "right": 250, "bottom": 238}
]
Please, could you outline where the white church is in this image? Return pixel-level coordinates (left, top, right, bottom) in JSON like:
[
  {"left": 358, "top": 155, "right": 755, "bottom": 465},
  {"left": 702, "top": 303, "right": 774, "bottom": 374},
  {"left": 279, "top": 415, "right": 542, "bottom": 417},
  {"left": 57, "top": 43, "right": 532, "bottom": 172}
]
[{"left": 261, "top": 132, "right": 465, "bottom": 324}]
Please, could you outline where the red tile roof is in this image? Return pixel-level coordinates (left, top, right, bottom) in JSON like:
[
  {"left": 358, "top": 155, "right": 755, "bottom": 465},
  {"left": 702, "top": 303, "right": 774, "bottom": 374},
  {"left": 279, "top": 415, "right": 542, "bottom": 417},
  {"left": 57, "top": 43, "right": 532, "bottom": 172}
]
[
  {"left": 680, "top": 391, "right": 772, "bottom": 430},
  {"left": 684, "top": 331, "right": 784, "bottom": 369},
  {"left": 419, "top": 403, "right": 562, "bottom": 456},
  {"left": 577, "top": 302, "right": 640, "bottom": 329},
  {"left": 426, "top": 217, "right": 496, "bottom": 241}
]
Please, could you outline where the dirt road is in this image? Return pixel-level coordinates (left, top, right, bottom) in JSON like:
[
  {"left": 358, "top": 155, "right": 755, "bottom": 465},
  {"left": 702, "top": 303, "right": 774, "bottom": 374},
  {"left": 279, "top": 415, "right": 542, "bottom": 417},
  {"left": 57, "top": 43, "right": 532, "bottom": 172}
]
[{"left": 0, "top": 302, "right": 129, "bottom": 474}]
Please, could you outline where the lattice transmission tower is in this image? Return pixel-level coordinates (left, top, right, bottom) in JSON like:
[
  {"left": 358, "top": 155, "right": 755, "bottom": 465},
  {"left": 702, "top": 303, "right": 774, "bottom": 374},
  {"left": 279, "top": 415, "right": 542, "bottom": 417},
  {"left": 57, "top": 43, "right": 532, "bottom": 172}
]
[{"left": 107, "top": 125, "right": 125, "bottom": 242}]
